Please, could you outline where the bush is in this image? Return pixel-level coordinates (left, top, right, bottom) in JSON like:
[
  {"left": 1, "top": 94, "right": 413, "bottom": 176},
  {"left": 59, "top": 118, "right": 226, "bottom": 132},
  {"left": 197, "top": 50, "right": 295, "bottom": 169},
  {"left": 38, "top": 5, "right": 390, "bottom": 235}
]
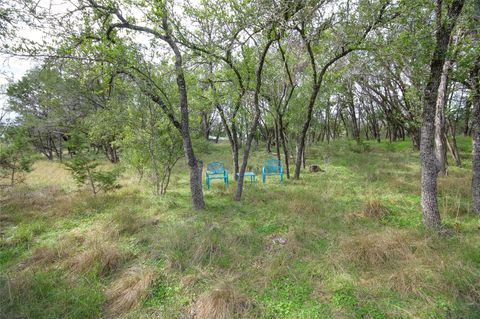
[
  {"left": 349, "top": 141, "right": 371, "bottom": 153},
  {"left": 65, "top": 156, "right": 121, "bottom": 195},
  {"left": 64, "top": 132, "right": 121, "bottom": 195},
  {"left": 0, "top": 126, "right": 34, "bottom": 187}
]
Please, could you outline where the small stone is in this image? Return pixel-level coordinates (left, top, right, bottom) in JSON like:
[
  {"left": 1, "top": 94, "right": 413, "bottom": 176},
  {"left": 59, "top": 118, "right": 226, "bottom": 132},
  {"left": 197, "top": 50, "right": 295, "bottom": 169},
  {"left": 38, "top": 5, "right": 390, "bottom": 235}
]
[
  {"left": 272, "top": 235, "right": 287, "bottom": 245},
  {"left": 309, "top": 164, "right": 325, "bottom": 173}
]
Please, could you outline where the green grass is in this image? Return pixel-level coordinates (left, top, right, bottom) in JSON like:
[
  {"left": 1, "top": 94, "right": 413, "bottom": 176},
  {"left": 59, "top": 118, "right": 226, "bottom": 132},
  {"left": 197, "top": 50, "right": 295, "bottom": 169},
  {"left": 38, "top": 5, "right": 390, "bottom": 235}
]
[{"left": 1, "top": 137, "right": 479, "bottom": 318}]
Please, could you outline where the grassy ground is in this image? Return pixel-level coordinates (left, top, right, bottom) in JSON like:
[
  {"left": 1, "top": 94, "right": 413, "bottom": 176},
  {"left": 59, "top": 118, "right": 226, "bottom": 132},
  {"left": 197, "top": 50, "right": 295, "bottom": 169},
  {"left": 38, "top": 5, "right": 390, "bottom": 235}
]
[{"left": 0, "top": 138, "right": 479, "bottom": 318}]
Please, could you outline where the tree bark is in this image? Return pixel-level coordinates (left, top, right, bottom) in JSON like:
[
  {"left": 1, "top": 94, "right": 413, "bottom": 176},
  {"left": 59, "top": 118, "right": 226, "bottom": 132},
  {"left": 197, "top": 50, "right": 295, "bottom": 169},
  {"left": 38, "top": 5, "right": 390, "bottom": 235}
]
[
  {"left": 472, "top": 66, "right": 480, "bottom": 213},
  {"left": 274, "top": 121, "right": 281, "bottom": 160},
  {"left": 445, "top": 131, "right": 461, "bottom": 166},
  {"left": 471, "top": 0, "right": 480, "bottom": 214},
  {"left": 348, "top": 92, "right": 361, "bottom": 144},
  {"left": 464, "top": 98, "right": 472, "bottom": 136},
  {"left": 434, "top": 59, "right": 451, "bottom": 176},
  {"left": 235, "top": 38, "right": 276, "bottom": 201},
  {"left": 279, "top": 115, "right": 290, "bottom": 178},
  {"left": 163, "top": 16, "right": 205, "bottom": 209},
  {"left": 201, "top": 111, "right": 211, "bottom": 140},
  {"left": 420, "top": 0, "right": 464, "bottom": 228}
]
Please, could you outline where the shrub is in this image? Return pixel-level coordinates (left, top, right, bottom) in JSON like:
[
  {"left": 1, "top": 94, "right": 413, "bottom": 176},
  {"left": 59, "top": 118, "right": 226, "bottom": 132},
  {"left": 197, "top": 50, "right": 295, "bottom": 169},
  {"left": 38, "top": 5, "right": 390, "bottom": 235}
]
[
  {"left": 0, "top": 127, "right": 34, "bottom": 187},
  {"left": 349, "top": 141, "right": 371, "bottom": 153},
  {"left": 64, "top": 133, "right": 121, "bottom": 195}
]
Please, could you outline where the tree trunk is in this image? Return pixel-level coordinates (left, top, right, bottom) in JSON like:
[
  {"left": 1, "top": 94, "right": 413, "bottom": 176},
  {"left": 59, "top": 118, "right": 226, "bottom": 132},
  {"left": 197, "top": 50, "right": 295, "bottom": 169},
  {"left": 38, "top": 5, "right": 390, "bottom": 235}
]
[
  {"left": 294, "top": 83, "right": 320, "bottom": 179},
  {"left": 434, "top": 59, "right": 451, "bottom": 176},
  {"left": 464, "top": 98, "right": 472, "bottom": 136},
  {"left": 216, "top": 103, "right": 240, "bottom": 180},
  {"left": 445, "top": 131, "right": 461, "bottom": 166},
  {"left": 201, "top": 111, "right": 211, "bottom": 140},
  {"left": 293, "top": 31, "right": 357, "bottom": 179},
  {"left": 164, "top": 17, "right": 205, "bottom": 210},
  {"left": 410, "top": 128, "right": 421, "bottom": 151},
  {"left": 471, "top": 59, "right": 480, "bottom": 213},
  {"left": 326, "top": 103, "right": 331, "bottom": 144},
  {"left": 274, "top": 121, "right": 281, "bottom": 161},
  {"left": 279, "top": 115, "right": 290, "bottom": 179},
  {"left": 472, "top": 76, "right": 480, "bottom": 213},
  {"left": 471, "top": 0, "right": 480, "bottom": 213},
  {"left": 235, "top": 38, "right": 276, "bottom": 201},
  {"left": 348, "top": 97, "right": 361, "bottom": 144},
  {"left": 420, "top": 0, "right": 464, "bottom": 228}
]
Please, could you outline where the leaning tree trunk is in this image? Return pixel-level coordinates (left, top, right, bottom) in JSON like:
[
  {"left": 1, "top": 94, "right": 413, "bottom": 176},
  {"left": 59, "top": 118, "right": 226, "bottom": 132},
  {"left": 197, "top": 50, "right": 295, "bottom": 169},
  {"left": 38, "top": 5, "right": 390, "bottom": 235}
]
[
  {"left": 211, "top": 74, "right": 241, "bottom": 180},
  {"left": 420, "top": 0, "right": 464, "bottom": 228},
  {"left": 164, "top": 18, "right": 205, "bottom": 210},
  {"left": 292, "top": 4, "right": 390, "bottom": 179},
  {"left": 446, "top": 119, "right": 461, "bottom": 166},
  {"left": 235, "top": 38, "right": 276, "bottom": 201},
  {"left": 216, "top": 103, "right": 240, "bottom": 180}
]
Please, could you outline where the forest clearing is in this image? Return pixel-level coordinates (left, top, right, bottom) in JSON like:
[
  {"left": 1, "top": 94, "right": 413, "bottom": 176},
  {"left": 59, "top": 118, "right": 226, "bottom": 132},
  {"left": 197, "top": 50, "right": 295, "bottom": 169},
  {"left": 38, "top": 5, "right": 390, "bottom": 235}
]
[
  {"left": 1, "top": 0, "right": 480, "bottom": 318},
  {"left": 1, "top": 140, "right": 479, "bottom": 318}
]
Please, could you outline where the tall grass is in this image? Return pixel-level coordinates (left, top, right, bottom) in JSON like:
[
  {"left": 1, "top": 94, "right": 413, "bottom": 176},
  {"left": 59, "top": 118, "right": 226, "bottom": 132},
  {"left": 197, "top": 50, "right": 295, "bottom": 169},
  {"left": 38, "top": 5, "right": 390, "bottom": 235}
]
[{"left": 0, "top": 137, "right": 479, "bottom": 318}]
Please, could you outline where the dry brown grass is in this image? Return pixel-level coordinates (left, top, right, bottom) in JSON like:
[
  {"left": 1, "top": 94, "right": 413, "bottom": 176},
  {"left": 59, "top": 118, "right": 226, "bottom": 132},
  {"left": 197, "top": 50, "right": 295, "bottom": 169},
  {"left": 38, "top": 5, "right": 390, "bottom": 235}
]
[
  {"left": 386, "top": 265, "right": 437, "bottom": 297},
  {"left": 112, "top": 208, "right": 148, "bottom": 235},
  {"left": 1, "top": 184, "right": 93, "bottom": 222},
  {"left": 288, "top": 198, "right": 322, "bottom": 215},
  {"left": 345, "top": 188, "right": 393, "bottom": 222},
  {"left": 359, "top": 199, "right": 391, "bottom": 219},
  {"left": 464, "top": 277, "right": 480, "bottom": 305},
  {"left": 17, "top": 246, "right": 62, "bottom": 270},
  {"left": 16, "top": 230, "right": 89, "bottom": 271},
  {"left": 337, "top": 229, "right": 431, "bottom": 270},
  {"left": 59, "top": 222, "right": 130, "bottom": 276},
  {"left": 105, "top": 265, "right": 156, "bottom": 316},
  {"left": 67, "top": 239, "right": 130, "bottom": 276},
  {"left": 25, "top": 160, "right": 73, "bottom": 188},
  {"left": 337, "top": 229, "right": 458, "bottom": 303},
  {"left": 1, "top": 184, "right": 65, "bottom": 209},
  {"left": 189, "top": 282, "right": 251, "bottom": 319},
  {"left": 437, "top": 174, "right": 471, "bottom": 199},
  {"left": 180, "top": 274, "right": 201, "bottom": 291}
]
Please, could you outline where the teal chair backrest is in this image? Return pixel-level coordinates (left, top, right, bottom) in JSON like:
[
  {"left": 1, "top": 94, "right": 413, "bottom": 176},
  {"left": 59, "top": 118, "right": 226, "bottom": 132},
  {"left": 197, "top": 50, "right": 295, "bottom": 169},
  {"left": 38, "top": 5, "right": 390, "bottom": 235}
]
[
  {"left": 264, "top": 159, "right": 282, "bottom": 173},
  {"left": 206, "top": 162, "right": 225, "bottom": 174}
]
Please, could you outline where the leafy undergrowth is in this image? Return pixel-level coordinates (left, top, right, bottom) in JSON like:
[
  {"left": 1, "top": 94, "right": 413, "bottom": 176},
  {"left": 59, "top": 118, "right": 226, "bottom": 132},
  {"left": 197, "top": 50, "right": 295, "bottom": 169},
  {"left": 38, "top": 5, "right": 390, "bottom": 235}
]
[{"left": 1, "top": 138, "right": 479, "bottom": 318}]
